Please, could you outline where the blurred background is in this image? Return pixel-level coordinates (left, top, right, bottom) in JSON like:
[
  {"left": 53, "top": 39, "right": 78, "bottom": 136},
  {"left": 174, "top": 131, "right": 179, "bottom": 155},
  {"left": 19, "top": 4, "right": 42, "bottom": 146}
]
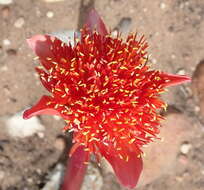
[{"left": 0, "top": 0, "right": 204, "bottom": 190}]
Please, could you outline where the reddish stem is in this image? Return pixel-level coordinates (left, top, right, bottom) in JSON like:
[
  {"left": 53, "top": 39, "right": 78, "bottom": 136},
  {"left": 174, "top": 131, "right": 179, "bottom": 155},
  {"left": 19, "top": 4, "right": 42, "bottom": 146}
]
[{"left": 61, "top": 146, "right": 89, "bottom": 190}]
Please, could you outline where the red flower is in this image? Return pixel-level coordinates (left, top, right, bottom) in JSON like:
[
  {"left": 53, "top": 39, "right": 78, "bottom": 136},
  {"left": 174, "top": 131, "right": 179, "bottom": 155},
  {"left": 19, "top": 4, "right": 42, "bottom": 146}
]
[{"left": 23, "top": 10, "right": 190, "bottom": 189}]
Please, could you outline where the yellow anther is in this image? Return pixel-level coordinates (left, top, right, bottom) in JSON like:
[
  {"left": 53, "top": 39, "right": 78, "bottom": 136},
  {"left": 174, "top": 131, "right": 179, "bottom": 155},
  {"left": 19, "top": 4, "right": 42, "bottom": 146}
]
[
  {"left": 109, "top": 97, "right": 114, "bottom": 101},
  {"left": 124, "top": 48, "right": 129, "bottom": 53},
  {"left": 49, "top": 68, "right": 53, "bottom": 73},
  {"left": 118, "top": 128, "right": 125, "bottom": 132},
  {"left": 71, "top": 58, "right": 76, "bottom": 62},
  {"left": 133, "top": 79, "right": 141, "bottom": 86},
  {"left": 120, "top": 66, "right": 128, "bottom": 70},
  {"left": 40, "top": 76, "right": 46, "bottom": 81},
  {"left": 108, "top": 61, "right": 117, "bottom": 66},
  {"left": 83, "top": 131, "right": 90, "bottom": 136},
  {"left": 133, "top": 47, "right": 138, "bottom": 50},
  {"left": 119, "top": 154, "right": 123, "bottom": 160},
  {"left": 61, "top": 58, "right": 67, "bottom": 63},
  {"left": 65, "top": 88, "right": 69, "bottom": 94},
  {"left": 84, "top": 148, "right": 90, "bottom": 151},
  {"left": 79, "top": 52, "right": 85, "bottom": 56},
  {"left": 46, "top": 101, "right": 52, "bottom": 105},
  {"left": 54, "top": 104, "right": 59, "bottom": 109},
  {"left": 110, "top": 118, "right": 116, "bottom": 121},
  {"left": 60, "top": 68, "right": 65, "bottom": 74},
  {"left": 55, "top": 88, "right": 62, "bottom": 92},
  {"left": 120, "top": 136, "right": 126, "bottom": 139},
  {"left": 151, "top": 104, "right": 156, "bottom": 109},
  {"left": 84, "top": 126, "right": 91, "bottom": 129},
  {"left": 128, "top": 138, "right": 135, "bottom": 144},
  {"left": 155, "top": 76, "right": 161, "bottom": 81},
  {"left": 61, "top": 94, "right": 66, "bottom": 98},
  {"left": 132, "top": 101, "right": 138, "bottom": 104}
]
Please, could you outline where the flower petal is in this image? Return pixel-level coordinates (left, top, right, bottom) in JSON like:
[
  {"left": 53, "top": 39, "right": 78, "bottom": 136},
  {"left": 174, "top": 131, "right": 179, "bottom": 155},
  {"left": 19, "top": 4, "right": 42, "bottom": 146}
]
[
  {"left": 61, "top": 146, "right": 89, "bottom": 190},
  {"left": 160, "top": 72, "right": 191, "bottom": 87},
  {"left": 23, "top": 95, "right": 60, "bottom": 119},
  {"left": 100, "top": 145, "right": 143, "bottom": 189},
  {"left": 85, "top": 9, "right": 108, "bottom": 36},
  {"left": 27, "top": 35, "right": 55, "bottom": 59}
]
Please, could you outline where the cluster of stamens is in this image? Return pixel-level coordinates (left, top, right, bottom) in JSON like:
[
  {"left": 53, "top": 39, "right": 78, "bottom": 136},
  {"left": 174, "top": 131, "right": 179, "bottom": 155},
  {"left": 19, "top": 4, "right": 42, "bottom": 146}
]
[{"left": 36, "top": 27, "right": 168, "bottom": 160}]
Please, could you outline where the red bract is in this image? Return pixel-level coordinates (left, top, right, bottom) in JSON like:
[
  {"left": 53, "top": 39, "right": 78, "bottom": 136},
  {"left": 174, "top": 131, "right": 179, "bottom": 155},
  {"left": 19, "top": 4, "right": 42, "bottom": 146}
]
[{"left": 23, "top": 9, "right": 190, "bottom": 189}]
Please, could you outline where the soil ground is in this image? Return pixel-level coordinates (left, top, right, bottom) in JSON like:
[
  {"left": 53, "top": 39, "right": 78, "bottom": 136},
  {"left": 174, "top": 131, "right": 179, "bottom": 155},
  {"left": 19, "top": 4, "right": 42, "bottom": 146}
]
[{"left": 0, "top": 0, "right": 204, "bottom": 190}]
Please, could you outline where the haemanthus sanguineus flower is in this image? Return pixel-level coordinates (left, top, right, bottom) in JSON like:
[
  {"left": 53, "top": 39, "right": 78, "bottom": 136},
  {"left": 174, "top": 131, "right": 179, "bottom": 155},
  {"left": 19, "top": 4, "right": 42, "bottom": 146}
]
[{"left": 23, "top": 9, "right": 190, "bottom": 190}]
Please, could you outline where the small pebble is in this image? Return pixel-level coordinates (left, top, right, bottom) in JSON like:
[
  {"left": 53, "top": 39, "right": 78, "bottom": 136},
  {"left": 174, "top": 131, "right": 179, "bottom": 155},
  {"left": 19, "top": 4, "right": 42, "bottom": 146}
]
[
  {"left": 46, "top": 11, "right": 54, "bottom": 18},
  {"left": 2, "top": 6, "right": 10, "bottom": 19},
  {"left": 0, "top": 171, "right": 5, "bottom": 180},
  {"left": 36, "top": 168, "right": 42, "bottom": 174},
  {"left": 14, "top": 17, "right": 25, "bottom": 28},
  {"left": 36, "top": 8, "right": 41, "bottom": 17},
  {"left": 42, "top": 164, "right": 64, "bottom": 190},
  {"left": 171, "top": 54, "right": 176, "bottom": 59},
  {"left": 178, "top": 154, "right": 188, "bottom": 165},
  {"left": 1, "top": 65, "right": 8, "bottom": 72},
  {"left": 27, "top": 178, "right": 33, "bottom": 184},
  {"left": 180, "top": 142, "right": 192, "bottom": 154},
  {"left": 160, "top": 2, "right": 166, "bottom": 9},
  {"left": 155, "top": 32, "right": 159, "bottom": 36},
  {"left": 37, "top": 132, "right": 45, "bottom": 138},
  {"left": 176, "top": 68, "right": 186, "bottom": 75},
  {"left": 0, "top": 0, "right": 13, "bottom": 5},
  {"left": 3, "top": 39, "right": 11, "bottom": 46},
  {"left": 54, "top": 136, "right": 66, "bottom": 151},
  {"left": 6, "top": 49, "right": 17, "bottom": 56},
  {"left": 182, "top": 171, "right": 190, "bottom": 178},
  {"left": 6, "top": 111, "right": 45, "bottom": 138},
  {"left": 175, "top": 176, "right": 183, "bottom": 182},
  {"left": 194, "top": 106, "right": 200, "bottom": 113}
]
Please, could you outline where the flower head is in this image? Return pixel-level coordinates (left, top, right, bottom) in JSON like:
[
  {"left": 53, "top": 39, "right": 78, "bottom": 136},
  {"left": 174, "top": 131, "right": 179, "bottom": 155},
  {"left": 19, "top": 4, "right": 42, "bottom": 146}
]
[{"left": 23, "top": 9, "right": 190, "bottom": 189}]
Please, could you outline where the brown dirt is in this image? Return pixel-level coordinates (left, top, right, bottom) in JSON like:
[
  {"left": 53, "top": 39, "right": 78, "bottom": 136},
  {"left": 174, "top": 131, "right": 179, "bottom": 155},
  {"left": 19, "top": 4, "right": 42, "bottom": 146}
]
[{"left": 0, "top": 0, "right": 204, "bottom": 190}]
